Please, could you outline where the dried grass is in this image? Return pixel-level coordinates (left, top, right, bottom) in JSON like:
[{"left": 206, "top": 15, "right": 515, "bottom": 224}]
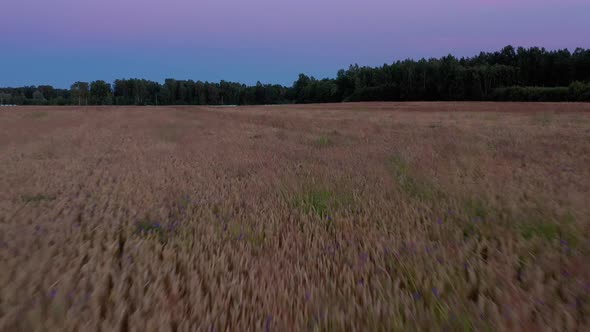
[{"left": 1, "top": 103, "right": 589, "bottom": 331}]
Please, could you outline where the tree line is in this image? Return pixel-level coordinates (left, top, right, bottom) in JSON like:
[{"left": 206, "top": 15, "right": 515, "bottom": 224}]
[{"left": 1, "top": 46, "right": 589, "bottom": 106}]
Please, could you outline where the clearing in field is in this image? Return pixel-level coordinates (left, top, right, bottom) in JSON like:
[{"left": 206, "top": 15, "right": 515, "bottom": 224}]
[{"left": 1, "top": 102, "right": 589, "bottom": 331}]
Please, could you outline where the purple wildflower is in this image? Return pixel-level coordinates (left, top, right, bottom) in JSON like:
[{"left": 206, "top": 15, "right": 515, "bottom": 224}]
[
  {"left": 305, "top": 291, "right": 311, "bottom": 302},
  {"left": 413, "top": 291, "right": 422, "bottom": 300},
  {"left": 432, "top": 288, "right": 440, "bottom": 298},
  {"left": 360, "top": 253, "right": 368, "bottom": 263},
  {"left": 560, "top": 240, "right": 572, "bottom": 253},
  {"left": 265, "top": 315, "right": 272, "bottom": 332},
  {"left": 50, "top": 289, "right": 57, "bottom": 299},
  {"left": 437, "top": 218, "right": 443, "bottom": 225},
  {"left": 168, "top": 220, "right": 179, "bottom": 231}
]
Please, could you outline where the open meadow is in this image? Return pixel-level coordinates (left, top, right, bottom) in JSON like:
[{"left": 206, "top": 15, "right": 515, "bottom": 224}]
[{"left": 1, "top": 102, "right": 590, "bottom": 331}]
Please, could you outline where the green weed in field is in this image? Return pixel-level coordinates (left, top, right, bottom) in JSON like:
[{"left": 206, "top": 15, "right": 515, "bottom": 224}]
[
  {"left": 21, "top": 194, "right": 55, "bottom": 203},
  {"left": 135, "top": 220, "right": 165, "bottom": 235},
  {"left": 293, "top": 183, "right": 360, "bottom": 222},
  {"left": 29, "top": 111, "right": 48, "bottom": 119},
  {"left": 387, "top": 154, "right": 440, "bottom": 201},
  {"left": 532, "top": 112, "right": 553, "bottom": 127},
  {"left": 248, "top": 230, "right": 266, "bottom": 247},
  {"left": 296, "top": 188, "right": 332, "bottom": 217},
  {"left": 463, "top": 199, "right": 489, "bottom": 220},
  {"left": 518, "top": 212, "right": 578, "bottom": 246},
  {"left": 520, "top": 222, "right": 560, "bottom": 241},
  {"left": 313, "top": 135, "right": 333, "bottom": 148},
  {"left": 134, "top": 218, "right": 175, "bottom": 244}
]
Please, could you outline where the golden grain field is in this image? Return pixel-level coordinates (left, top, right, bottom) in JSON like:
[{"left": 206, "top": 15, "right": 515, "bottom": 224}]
[{"left": 1, "top": 102, "right": 589, "bottom": 331}]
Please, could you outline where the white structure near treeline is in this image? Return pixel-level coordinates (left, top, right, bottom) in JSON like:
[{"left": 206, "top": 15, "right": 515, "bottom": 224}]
[{"left": 0, "top": 104, "right": 17, "bottom": 107}]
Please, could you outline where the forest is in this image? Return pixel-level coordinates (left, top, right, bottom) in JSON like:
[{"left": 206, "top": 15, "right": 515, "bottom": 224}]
[{"left": 1, "top": 46, "right": 590, "bottom": 105}]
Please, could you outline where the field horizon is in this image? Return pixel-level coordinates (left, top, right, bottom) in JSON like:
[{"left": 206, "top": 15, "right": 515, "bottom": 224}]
[{"left": 5, "top": 100, "right": 590, "bottom": 111}]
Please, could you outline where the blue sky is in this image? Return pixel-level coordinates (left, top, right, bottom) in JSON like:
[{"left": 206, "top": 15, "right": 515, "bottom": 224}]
[{"left": 1, "top": 0, "right": 589, "bottom": 88}]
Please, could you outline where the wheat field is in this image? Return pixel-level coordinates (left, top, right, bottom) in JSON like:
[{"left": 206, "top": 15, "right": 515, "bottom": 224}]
[{"left": 1, "top": 102, "right": 589, "bottom": 331}]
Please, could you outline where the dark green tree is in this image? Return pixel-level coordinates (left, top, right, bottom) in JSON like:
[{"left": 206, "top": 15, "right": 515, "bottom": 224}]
[
  {"left": 71, "top": 82, "right": 90, "bottom": 105},
  {"left": 90, "top": 80, "right": 112, "bottom": 105}
]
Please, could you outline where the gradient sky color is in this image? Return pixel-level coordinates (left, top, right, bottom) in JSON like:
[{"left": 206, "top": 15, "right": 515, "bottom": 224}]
[{"left": 1, "top": 0, "right": 589, "bottom": 88}]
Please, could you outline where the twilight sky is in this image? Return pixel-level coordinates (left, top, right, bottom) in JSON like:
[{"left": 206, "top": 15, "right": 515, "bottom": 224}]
[{"left": 1, "top": 0, "right": 589, "bottom": 88}]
